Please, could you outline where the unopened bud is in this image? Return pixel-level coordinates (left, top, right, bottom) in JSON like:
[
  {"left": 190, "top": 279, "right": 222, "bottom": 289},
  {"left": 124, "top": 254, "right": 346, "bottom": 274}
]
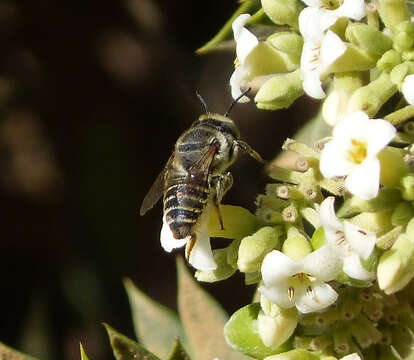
[
  {"left": 282, "top": 226, "right": 312, "bottom": 261},
  {"left": 261, "top": 0, "right": 304, "bottom": 28},
  {"left": 377, "top": 49, "right": 402, "bottom": 72},
  {"left": 345, "top": 23, "right": 392, "bottom": 56}
]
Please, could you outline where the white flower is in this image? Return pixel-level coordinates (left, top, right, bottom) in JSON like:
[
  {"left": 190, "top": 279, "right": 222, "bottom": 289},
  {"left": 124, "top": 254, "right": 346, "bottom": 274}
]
[
  {"left": 319, "top": 197, "right": 376, "bottom": 280},
  {"left": 259, "top": 249, "right": 339, "bottom": 313},
  {"left": 230, "top": 14, "right": 259, "bottom": 103},
  {"left": 402, "top": 74, "right": 414, "bottom": 105},
  {"left": 320, "top": 111, "right": 396, "bottom": 200},
  {"left": 160, "top": 205, "right": 217, "bottom": 271}
]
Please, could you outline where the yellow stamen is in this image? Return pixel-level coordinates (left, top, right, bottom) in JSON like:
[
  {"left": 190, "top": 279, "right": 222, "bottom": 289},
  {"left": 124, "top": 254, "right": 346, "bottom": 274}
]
[{"left": 348, "top": 139, "right": 367, "bottom": 164}]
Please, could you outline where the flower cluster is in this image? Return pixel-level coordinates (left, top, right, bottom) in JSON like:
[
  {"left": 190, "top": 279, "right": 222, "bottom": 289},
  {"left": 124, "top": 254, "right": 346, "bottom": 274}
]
[{"left": 154, "top": 0, "right": 414, "bottom": 359}]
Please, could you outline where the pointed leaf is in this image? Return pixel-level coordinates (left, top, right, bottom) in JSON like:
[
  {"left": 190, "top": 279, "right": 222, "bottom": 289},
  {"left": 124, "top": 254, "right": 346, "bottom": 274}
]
[
  {"left": 104, "top": 323, "right": 161, "bottom": 360},
  {"left": 0, "top": 342, "right": 39, "bottom": 360},
  {"left": 176, "top": 257, "right": 245, "bottom": 360},
  {"left": 124, "top": 278, "right": 189, "bottom": 359},
  {"left": 167, "top": 339, "right": 191, "bottom": 360},
  {"left": 80, "top": 343, "right": 91, "bottom": 360}
]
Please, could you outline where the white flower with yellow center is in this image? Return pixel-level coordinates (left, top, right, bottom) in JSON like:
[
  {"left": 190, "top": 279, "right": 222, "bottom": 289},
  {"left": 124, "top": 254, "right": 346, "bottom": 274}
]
[
  {"left": 320, "top": 111, "right": 396, "bottom": 200},
  {"left": 229, "top": 14, "right": 259, "bottom": 103},
  {"left": 319, "top": 197, "right": 376, "bottom": 280},
  {"left": 259, "top": 249, "right": 340, "bottom": 313}
]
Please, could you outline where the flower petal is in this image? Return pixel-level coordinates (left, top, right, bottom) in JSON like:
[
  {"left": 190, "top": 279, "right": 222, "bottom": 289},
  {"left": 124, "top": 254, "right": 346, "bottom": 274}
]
[
  {"left": 257, "top": 311, "right": 278, "bottom": 347},
  {"left": 320, "top": 30, "right": 347, "bottom": 73},
  {"left": 232, "top": 14, "right": 258, "bottom": 63},
  {"left": 319, "top": 196, "right": 343, "bottom": 239},
  {"left": 261, "top": 250, "right": 303, "bottom": 286},
  {"left": 343, "top": 221, "right": 376, "bottom": 259},
  {"left": 343, "top": 253, "right": 375, "bottom": 280},
  {"left": 299, "top": 7, "right": 334, "bottom": 43},
  {"left": 302, "top": 68, "right": 326, "bottom": 99},
  {"left": 319, "top": 139, "right": 355, "bottom": 178},
  {"left": 295, "top": 280, "right": 338, "bottom": 313},
  {"left": 259, "top": 284, "right": 295, "bottom": 309},
  {"left": 365, "top": 119, "right": 396, "bottom": 157},
  {"left": 230, "top": 67, "right": 250, "bottom": 102},
  {"left": 303, "top": 245, "right": 342, "bottom": 282},
  {"left": 160, "top": 215, "right": 188, "bottom": 252},
  {"left": 402, "top": 74, "right": 414, "bottom": 105},
  {"left": 341, "top": 354, "right": 362, "bottom": 360},
  {"left": 345, "top": 158, "right": 380, "bottom": 200},
  {"left": 334, "top": 0, "right": 366, "bottom": 21},
  {"left": 332, "top": 110, "right": 369, "bottom": 139}
]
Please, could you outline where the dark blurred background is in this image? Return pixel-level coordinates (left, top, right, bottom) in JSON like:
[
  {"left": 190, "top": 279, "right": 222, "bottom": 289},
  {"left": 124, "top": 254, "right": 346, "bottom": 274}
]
[{"left": 0, "top": 1, "right": 313, "bottom": 359}]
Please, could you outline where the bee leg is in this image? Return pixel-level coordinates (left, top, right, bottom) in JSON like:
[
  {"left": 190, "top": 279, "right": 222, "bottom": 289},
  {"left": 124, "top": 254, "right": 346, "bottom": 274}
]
[
  {"left": 185, "top": 234, "right": 196, "bottom": 260},
  {"left": 209, "top": 172, "right": 233, "bottom": 230},
  {"left": 236, "top": 140, "right": 265, "bottom": 163}
]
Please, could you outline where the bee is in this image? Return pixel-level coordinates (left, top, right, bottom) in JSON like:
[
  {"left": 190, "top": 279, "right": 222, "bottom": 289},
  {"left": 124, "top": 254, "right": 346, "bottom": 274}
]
[{"left": 140, "top": 90, "right": 263, "bottom": 268}]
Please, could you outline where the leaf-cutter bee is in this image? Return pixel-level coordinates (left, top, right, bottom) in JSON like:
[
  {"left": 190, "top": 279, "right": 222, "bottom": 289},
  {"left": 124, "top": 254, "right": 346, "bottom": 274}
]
[{"left": 140, "top": 90, "right": 263, "bottom": 270}]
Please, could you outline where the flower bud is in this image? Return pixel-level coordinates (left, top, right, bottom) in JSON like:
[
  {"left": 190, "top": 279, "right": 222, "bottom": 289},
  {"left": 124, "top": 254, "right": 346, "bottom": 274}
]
[
  {"left": 393, "top": 21, "right": 414, "bottom": 52},
  {"left": 350, "top": 210, "right": 393, "bottom": 235},
  {"left": 255, "top": 69, "right": 303, "bottom": 110},
  {"left": 347, "top": 72, "right": 397, "bottom": 117},
  {"left": 376, "top": 0, "right": 410, "bottom": 33},
  {"left": 282, "top": 226, "right": 312, "bottom": 261},
  {"left": 266, "top": 32, "right": 303, "bottom": 66},
  {"left": 377, "top": 49, "right": 402, "bottom": 72},
  {"left": 345, "top": 23, "right": 392, "bottom": 56},
  {"left": 238, "top": 226, "right": 282, "bottom": 272},
  {"left": 390, "top": 61, "right": 414, "bottom": 88},
  {"left": 195, "top": 248, "right": 236, "bottom": 282},
  {"left": 261, "top": 0, "right": 304, "bottom": 29},
  {"left": 329, "top": 44, "right": 379, "bottom": 73},
  {"left": 391, "top": 201, "right": 414, "bottom": 226},
  {"left": 378, "top": 147, "right": 409, "bottom": 188},
  {"left": 400, "top": 173, "right": 414, "bottom": 200}
]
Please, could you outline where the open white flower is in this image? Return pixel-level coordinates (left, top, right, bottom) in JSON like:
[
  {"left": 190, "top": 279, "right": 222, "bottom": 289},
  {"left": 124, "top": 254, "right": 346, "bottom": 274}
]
[
  {"left": 230, "top": 14, "right": 259, "bottom": 103},
  {"left": 259, "top": 249, "right": 339, "bottom": 313},
  {"left": 319, "top": 197, "right": 376, "bottom": 280},
  {"left": 320, "top": 111, "right": 396, "bottom": 200},
  {"left": 402, "top": 74, "right": 414, "bottom": 105},
  {"left": 160, "top": 206, "right": 216, "bottom": 271}
]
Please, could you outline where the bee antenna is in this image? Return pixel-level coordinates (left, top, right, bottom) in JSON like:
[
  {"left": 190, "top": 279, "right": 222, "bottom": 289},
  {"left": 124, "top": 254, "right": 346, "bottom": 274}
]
[
  {"left": 224, "top": 88, "right": 251, "bottom": 117},
  {"left": 196, "top": 91, "right": 210, "bottom": 114}
]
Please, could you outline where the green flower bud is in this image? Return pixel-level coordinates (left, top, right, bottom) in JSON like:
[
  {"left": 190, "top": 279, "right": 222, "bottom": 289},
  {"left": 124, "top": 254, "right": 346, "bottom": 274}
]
[
  {"left": 378, "top": 233, "right": 414, "bottom": 294},
  {"left": 400, "top": 173, "right": 414, "bottom": 200},
  {"left": 265, "top": 349, "right": 320, "bottom": 360},
  {"left": 282, "top": 226, "right": 312, "bottom": 261},
  {"left": 390, "top": 61, "right": 414, "bottom": 88},
  {"left": 245, "top": 271, "right": 262, "bottom": 285},
  {"left": 378, "top": 147, "right": 409, "bottom": 188},
  {"left": 224, "top": 303, "right": 292, "bottom": 360},
  {"left": 347, "top": 72, "right": 397, "bottom": 117},
  {"left": 195, "top": 248, "right": 236, "bottom": 282},
  {"left": 261, "top": 0, "right": 304, "bottom": 29},
  {"left": 376, "top": 0, "right": 410, "bottom": 33},
  {"left": 393, "top": 21, "right": 414, "bottom": 53},
  {"left": 208, "top": 205, "right": 257, "bottom": 239},
  {"left": 238, "top": 226, "right": 282, "bottom": 273},
  {"left": 345, "top": 23, "right": 393, "bottom": 56},
  {"left": 333, "top": 330, "right": 351, "bottom": 355},
  {"left": 406, "top": 214, "right": 414, "bottom": 236},
  {"left": 377, "top": 49, "right": 402, "bottom": 72},
  {"left": 329, "top": 44, "right": 379, "bottom": 73},
  {"left": 402, "top": 49, "right": 414, "bottom": 61},
  {"left": 226, "top": 239, "right": 240, "bottom": 268},
  {"left": 391, "top": 201, "right": 414, "bottom": 226},
  {"left": 266, "top": 32, "right": 303, "bottom": 66},
  {"left": 255, "top": 69, "right": 304, "bottom": 110},
  {"left": 350, "top": 210, "right": 393, "bottom": 235}
]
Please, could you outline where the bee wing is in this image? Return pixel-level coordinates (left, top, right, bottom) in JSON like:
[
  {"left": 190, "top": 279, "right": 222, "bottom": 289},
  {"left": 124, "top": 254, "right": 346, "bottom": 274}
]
[
  {"left": 140, "top": 155, "right": 174, "bottom": 216},
  {"left": 188, "top": 139, "right": 219, "bottom": 180}
]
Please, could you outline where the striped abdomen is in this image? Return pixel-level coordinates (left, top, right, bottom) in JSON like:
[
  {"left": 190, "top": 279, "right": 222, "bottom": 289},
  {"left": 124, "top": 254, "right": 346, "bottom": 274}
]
[{"left": 163, "top": 180, "right": 209, "bottom": 239}]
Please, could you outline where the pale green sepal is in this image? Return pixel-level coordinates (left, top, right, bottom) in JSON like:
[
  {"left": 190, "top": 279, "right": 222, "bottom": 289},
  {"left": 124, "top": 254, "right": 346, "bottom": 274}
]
[
  {"left": 300, "top": 207, "right": 320, "bottom": 229},
  {"left": 282, "top": 226, "right": 312, "bottom": 261},
  {"left": 310, "top": 226, "right": 326, "bottom": 251},
  {"left": 167, "top": 339, "right": 191, "bottom": 360},
  {"left": 378, "top": 147, "right": 409, "bottom": 188},
  {"left": 376, "top": 225, "right": 404, "bottom": 250},
  {"left": 391, "top": 201, "right": 414, "bottom": 226},
  {"left": 0, "top": 342, "right": 39, "bottom": 360},
  {"left": 266, "top": 32, "right": 303, "bottom": 66},
  {"left": 329, "top": 44, "right": 379, "bottom": 73},
  {"left": 245, "top": 271, "right": 262, "bottom": 285},
  {"left": 390, "top": 61, "right": 414, "bottom": 88},
  {"left": 265, "top": 348, "right": 320, "bottom": 360},
  {"left": 195, "top": 248, "right": 236, "bottom": 282},
  {"left": 393, "top": 21, "right": 414, "bottom": 52},
  {"left": 349, "top": 210, "right": 393, "bottom": 235},
  {"left": 80, "top": 343, "right": 91, "bottom": 360},
  {"left": 124, "top": 278, "right": 189, "bottom": 359},
  {"left": 377, "top": 49, "right": 402, "bottom": 72},
  {"left": 347, "top": 72, "right": 397, "bottom": 117},
  {"left": 376, "top": 0, "right": 410, "bottom": 33},
  {"left": 345, "top": 23, "right": 392, "bottom": 56},
  {"left": 224, "top": 303, "right": 292, "bottom": 360},
  {"left": 261, "top": 0, "right": 304, "bottom": 29},
  {"left": 176, "top": 257, "right": 243, "bottom": 360},
  {"left": 401, "top": 174, "right": 414, "bottom": 200},
  {"left": 336, "top": 270, "right": 374, "bottom": 287},
  {"left": 337, "top": 188, "right": 402, "bottom": 217},
  {"left": 238, "top": 226, "right": 282, "bottom": 273},
  {"left": 208, "top": 205, "right": 257, "bottom": 239},
  {"left": 255, "top": 70, "right": 303, "bottom": 110},
  {"left": 103, "top": 323, "right": 161, "bottom": 360},
  {"left": 196, "top": 0, "right": 259, "bottom": 54},
  {"left": 227, "top": 239, "right": 241, "bottom": 268}
]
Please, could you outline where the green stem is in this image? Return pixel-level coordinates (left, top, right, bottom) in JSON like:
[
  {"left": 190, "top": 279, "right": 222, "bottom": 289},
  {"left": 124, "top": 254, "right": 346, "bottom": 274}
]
[{"left": 384, "top": 105, "right": 414, "bottom": 126}]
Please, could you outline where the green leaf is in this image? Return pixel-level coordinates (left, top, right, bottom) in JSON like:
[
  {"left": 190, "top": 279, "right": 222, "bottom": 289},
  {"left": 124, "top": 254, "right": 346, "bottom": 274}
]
[
  {"left": 124, "top": 278, "right": 189, "bottom": 359},
  {"left": 176, "top": 257, "right": 244, "bottom": 360},
  {"left": 80, "top": 343, "right": 91, "bottom": 360},
  {"left": 104, "top": 323, "right": 161, "bottom": 360},
  {"left": 167, "top": 339, "right": 191, "bottom": 360},
  {"left": 0, "top": 342, "right": 39, "bottom": 360}
]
